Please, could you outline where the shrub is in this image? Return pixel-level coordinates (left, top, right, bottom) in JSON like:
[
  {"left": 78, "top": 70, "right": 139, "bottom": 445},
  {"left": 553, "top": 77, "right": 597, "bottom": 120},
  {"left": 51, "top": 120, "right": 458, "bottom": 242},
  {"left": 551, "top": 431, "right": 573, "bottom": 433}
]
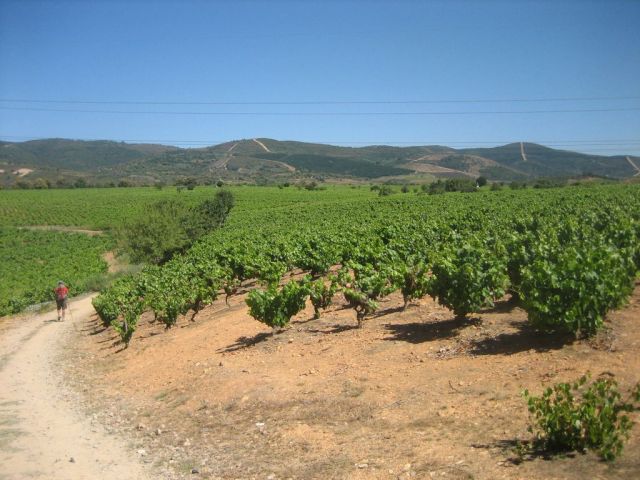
[
  {"left": 523, "top": 375, "right": 640, "bottom": 461},
  {"left": 378, "top": 185, "right": 393, "bottom": 196},
  {"left": 398, "top": 258, "right": 431, "bottom": 310},
  {"left": 119, "top": 191, "right": 234, "bottom": 265},
  {"left": 340, "top": 263, "right": 397, "bottom": 327},
  {"left": 307, "top": 276, "right": 340, "bottom": 319},
  {"left": 118, "top": 199, "right": 191, "bottom": 264},
  {"left": 245, "top": 280, "right": 309, "bottom": 329},
  {"left": 519, "top": 239, "right": 636, "bottom": 336},
  {"left": 429, "top": 238, "right": 509, "bottom": 318}
]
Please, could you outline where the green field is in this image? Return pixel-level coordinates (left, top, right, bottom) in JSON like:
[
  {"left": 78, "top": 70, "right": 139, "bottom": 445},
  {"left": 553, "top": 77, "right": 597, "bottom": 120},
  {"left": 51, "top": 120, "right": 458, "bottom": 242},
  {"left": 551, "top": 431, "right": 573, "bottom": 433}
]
[
  {"left": 0, "top": 228, "right": 113, "bottom": 315},
  {"left": 3, "top": 184, "right": 639, "bottom": 328},
  {"left": 0, "top": 185, "right": 377, "bottom": 316},
  {"left": 0, "top": 185, "right": 376, "bottom": 229}
]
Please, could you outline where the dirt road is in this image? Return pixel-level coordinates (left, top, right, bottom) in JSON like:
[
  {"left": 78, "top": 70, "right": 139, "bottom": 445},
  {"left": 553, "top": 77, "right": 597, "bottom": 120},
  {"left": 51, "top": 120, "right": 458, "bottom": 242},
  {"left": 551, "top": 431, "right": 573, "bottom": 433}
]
[{"left": 0, "top": 296, "right": 150, "bottom": 480}]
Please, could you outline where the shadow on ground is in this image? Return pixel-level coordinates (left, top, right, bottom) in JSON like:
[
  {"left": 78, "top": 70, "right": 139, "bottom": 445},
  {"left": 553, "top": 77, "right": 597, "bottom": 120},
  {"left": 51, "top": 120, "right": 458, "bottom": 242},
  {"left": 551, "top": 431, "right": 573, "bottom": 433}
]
[
  {"left": 219, "top": 331, "right": 275, "bottom": 352},
  {"left": 468, "top": 322, "right": 574, "bottom": 356},
  {"left": 385, "top": 316, "right": 481, "bottom": 344},
  {"left": 306, "top": 324, "right": 359, "bottom": 335},
  {"left": 471, "top": 439, "right": 577, "bottom": 465}
]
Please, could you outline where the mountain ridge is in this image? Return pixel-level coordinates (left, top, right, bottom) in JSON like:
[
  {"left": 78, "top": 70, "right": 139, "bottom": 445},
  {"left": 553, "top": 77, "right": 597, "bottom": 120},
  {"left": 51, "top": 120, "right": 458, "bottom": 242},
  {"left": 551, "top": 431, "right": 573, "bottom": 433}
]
[{"left": 1, "top": 138, "right": 638, "bottom": 186}]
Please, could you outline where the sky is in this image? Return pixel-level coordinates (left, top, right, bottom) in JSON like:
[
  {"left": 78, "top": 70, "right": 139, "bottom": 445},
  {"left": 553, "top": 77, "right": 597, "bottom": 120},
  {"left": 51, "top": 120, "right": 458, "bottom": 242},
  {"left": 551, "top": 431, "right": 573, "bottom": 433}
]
[{"left": 0, "top": 0, "right": 639, "bottom": 155}]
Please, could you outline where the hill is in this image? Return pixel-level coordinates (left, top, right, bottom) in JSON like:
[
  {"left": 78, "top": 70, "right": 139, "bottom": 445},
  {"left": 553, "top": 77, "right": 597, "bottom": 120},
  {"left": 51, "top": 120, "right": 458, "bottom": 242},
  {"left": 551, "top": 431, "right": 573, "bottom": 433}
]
[{"left": 1, "top": 138, "right": 638, "bottom": 186}]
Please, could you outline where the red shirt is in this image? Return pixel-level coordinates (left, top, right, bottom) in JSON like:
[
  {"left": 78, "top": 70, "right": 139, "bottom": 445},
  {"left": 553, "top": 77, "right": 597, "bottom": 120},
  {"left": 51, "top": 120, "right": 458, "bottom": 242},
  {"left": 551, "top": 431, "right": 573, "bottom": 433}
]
[{"left": 55, "top": 286, "right": 69, "bottom": 300}]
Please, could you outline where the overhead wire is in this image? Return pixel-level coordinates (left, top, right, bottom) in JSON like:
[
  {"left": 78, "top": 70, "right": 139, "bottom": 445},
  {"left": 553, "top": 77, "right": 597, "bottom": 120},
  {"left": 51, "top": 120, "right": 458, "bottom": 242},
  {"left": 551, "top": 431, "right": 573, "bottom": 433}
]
[
  {"left": 0, "top": 95, "right": 639, "bottom": 106},
  {"left": 1, "top": 106, "right": 640, "bottom": 115}
]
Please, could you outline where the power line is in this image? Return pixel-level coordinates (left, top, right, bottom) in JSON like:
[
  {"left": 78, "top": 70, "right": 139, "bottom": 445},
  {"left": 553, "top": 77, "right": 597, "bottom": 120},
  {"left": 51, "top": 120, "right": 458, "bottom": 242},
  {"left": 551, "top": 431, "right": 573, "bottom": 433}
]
[
  {"left": 1, "top": 106, "right": 640, "bottom": 116},
  {"left": 1, "top": 95, "right": 639, "bottom": 106}
]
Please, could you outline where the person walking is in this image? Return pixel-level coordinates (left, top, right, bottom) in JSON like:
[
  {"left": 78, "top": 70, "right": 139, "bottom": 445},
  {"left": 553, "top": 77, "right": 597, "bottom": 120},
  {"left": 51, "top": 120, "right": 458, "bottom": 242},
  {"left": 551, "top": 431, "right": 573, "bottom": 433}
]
[{"left": 54, "top": 281, "right": 69, "bottom": 321}]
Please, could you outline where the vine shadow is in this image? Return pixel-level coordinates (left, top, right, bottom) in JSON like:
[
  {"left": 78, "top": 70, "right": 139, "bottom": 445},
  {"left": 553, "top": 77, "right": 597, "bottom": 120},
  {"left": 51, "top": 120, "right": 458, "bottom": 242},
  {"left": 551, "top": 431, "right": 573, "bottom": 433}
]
[
  {"left": 470, "top": 439, "right": 576, "bottom": 464},
  {"left": 468, "top": 322, "right": 574, "bottom": 356},
  {"left": 384, "top": 316, "right": 481, "bottom": 344},
  {"left": 478, "top": 295, "right": 520, "bottom": 314},
  {"left": 372, "top": 305, "right": 405, "bottom": 318},
  {"left": 306, "top": 324, "right": 359, "bottom": 335},
  {"left": 219, "top": 331, "right": 275, "bottom": 352}
]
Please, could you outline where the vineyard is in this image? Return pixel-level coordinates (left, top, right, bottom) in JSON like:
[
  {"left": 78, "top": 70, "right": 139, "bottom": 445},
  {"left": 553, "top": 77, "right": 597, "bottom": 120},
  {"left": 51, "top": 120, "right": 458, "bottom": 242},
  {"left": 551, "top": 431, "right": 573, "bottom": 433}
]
[
  {"left": 0, "top": 186, "right": 376, "bottom": 317},
  {"left": 0, "top": 228, "right": 113, "bottom": 316},
  {"left": 0, "top": 185, "right": 375, "bottom": 229},
  {"left": 92, "top": 184, "right": 640, "bottom": 347}
]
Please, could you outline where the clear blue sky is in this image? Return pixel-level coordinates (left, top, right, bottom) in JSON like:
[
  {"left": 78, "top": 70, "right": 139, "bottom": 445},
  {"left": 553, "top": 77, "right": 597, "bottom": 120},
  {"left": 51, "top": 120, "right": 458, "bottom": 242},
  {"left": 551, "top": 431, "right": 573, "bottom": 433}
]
[{"left": 1, "top": 0, "right": 639, "bottom": 155}]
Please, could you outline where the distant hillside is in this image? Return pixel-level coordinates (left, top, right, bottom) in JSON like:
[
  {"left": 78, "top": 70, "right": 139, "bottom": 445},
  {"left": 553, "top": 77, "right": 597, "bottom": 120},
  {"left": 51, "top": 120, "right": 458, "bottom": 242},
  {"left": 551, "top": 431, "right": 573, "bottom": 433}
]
[
  {"left": 459, "top": 143, "right": 637, "bottom": 179},
  {"left": 0, "top": 139, "right": 174, "bottom": 171},
  {"left": 1, "top": 137, "right": 638, "bottom": 186}
]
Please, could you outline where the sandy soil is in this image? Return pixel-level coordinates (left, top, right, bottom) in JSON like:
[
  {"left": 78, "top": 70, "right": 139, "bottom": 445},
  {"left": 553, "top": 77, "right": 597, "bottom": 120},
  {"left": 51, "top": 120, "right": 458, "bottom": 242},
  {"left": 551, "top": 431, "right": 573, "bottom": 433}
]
[
  {"left": 65, "top": 281, "right": 640, "bottom": 479},
  {"left": 0, "top": 296, "right": 151, "bottom": 480}
]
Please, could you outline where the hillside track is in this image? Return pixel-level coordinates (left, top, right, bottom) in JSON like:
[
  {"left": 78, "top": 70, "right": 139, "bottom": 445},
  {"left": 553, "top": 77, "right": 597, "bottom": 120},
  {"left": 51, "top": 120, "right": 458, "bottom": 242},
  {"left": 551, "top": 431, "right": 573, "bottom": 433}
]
[
  {"left": 251, "top": 138, "right": 271, "bottom": 152},
  {"left": 0, "top": 296, "right": 151, "bottom": 480}
]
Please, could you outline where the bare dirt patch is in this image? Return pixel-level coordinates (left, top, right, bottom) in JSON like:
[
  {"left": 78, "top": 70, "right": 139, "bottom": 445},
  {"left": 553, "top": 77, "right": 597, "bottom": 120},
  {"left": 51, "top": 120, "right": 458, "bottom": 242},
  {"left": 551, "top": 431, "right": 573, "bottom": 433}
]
[
  {"left": 19, "top": 225, "right": 105, "bottom": 236},
  {"left": 12, "top": 168, "right": 33, "bottom": 177},
  {"left": 102, "top": 250, "right": 128, "bottom": 274},
  {"left": 65, "top": 283, "right": 640, "bottom": 479}
]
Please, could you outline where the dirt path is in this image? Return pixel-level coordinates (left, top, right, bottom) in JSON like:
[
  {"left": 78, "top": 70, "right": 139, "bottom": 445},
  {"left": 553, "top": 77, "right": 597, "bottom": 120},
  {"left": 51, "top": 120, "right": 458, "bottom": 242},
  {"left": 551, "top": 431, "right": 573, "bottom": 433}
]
[
  {"left": 0, "top": 296, "right": 151, "bottom": 480},
  {"left": 252, "top": 138, "right": 271, "bottom": 152},
  {"left": 18, "top": 226, "right": 105, "bottom": 236},
  {"left": 212, "top": 142, "right": 238, "bottom": 170},
  {"left": 625, "top": 156, "right": 640, "bottom": 176},
  {"left": 520, "top": 141, "right": 528, "bottom": 162}
]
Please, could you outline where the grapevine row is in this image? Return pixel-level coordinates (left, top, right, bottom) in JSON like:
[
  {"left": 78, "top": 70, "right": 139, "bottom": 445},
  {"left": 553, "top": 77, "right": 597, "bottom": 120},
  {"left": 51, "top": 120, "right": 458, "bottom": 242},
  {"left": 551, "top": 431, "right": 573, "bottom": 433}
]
[{"left": 93, "top": 185, "right": 640, "bottom": 347}]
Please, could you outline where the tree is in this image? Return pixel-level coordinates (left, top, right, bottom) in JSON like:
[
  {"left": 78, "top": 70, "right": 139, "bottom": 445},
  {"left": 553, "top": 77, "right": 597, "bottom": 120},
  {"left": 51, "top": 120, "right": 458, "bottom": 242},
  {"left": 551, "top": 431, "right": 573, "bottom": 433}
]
[
  {"left": 33, "top": 178, "right": 49, "bottom": 189},
  {"left": 184, "top": 177, "right": 198, "bottom": 190},
  {"left": 184, "top": 191, "right": 234, "bottom": 240},
  {"left": 378, "top": 185, "right": 393, "bottom": 196},
  {"left": 119, "top": 199, "right": 191, "bottom": 264},
  {"left": 119, "top": 191, "right": 235, "bottom": 265},
  {"left": 476, "top": 176, "right": 488, "bottom": 187}
]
